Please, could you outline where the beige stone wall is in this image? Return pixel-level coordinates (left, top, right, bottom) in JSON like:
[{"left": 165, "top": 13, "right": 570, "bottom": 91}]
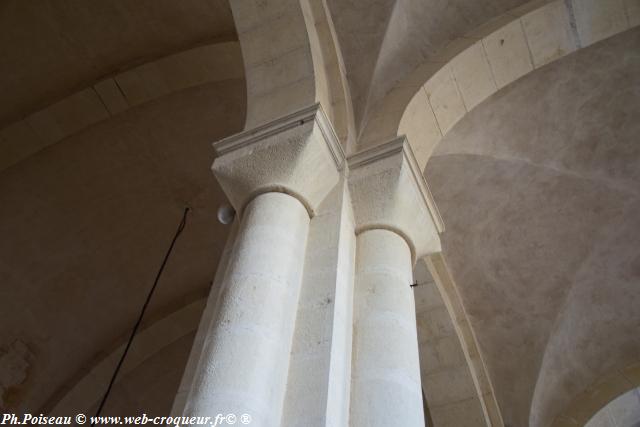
[{"left": 414, "top": 271, "right": 487, "bottom": 427}]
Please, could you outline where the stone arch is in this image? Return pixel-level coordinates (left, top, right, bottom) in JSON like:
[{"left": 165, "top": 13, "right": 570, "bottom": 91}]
[
  {"left": 230, "top": 0, "right": 353, "bottom": 146},
  {"left": 1, "top": 0, "right": 356, "bottom": 172},
  {"left": 0, "top": 41, "right": 245, "bottom": 173},
  {"left": 357, "top": 0, "right": 640, "bottom": 169},
  {"left": 551, "top": 362, "right": 640, "bottom": 426},
  {"left": 585, "top": 386, "right": 640, "bottom": 427}
]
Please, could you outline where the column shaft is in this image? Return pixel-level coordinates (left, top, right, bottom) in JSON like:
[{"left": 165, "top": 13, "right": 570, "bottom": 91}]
[
  {"left": 351, "top": 229, "right": 425, "bottom": 427},
  {"left": 184, "top": 192, "right": 310, "bottom": 426}
]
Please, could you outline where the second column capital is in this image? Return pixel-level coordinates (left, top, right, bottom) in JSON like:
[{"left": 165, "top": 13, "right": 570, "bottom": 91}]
[{"left": 347, "top": 137, "right": 444, "bottom": 263}]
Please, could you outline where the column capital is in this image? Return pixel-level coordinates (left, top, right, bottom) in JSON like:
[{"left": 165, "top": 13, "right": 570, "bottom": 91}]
[
  {"left": 212, "top": 104, "right": 345, "bottom": 216},
  {"left": 347, "top": 137, "right": 444, "bottom": 262}
]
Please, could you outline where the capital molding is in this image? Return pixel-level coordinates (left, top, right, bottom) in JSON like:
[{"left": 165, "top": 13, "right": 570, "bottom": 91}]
[
  {"left": 212, "top": 103, "right": 345, "bottom": 217},
  {"left": 347, "top": 137, "right": 443, "bottom": 261}
]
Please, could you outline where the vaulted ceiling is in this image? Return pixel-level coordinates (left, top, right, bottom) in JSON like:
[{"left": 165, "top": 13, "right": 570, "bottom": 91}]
[{"left": 426, "top": 27, "right": 640, "bottom": 426}]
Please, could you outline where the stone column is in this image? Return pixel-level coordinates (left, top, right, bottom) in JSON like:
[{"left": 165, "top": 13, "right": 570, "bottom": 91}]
[
  {"left": 180, "top": 105, "right": 345, "bottom": 426},
  {"left": 347, "top": 138, "right": 444, "bottom": 427}
]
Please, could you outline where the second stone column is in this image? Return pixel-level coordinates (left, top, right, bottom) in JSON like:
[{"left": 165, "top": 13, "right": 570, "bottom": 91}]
[{"left": 348, "top": 138, "right": 444, "bottom": 427}]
